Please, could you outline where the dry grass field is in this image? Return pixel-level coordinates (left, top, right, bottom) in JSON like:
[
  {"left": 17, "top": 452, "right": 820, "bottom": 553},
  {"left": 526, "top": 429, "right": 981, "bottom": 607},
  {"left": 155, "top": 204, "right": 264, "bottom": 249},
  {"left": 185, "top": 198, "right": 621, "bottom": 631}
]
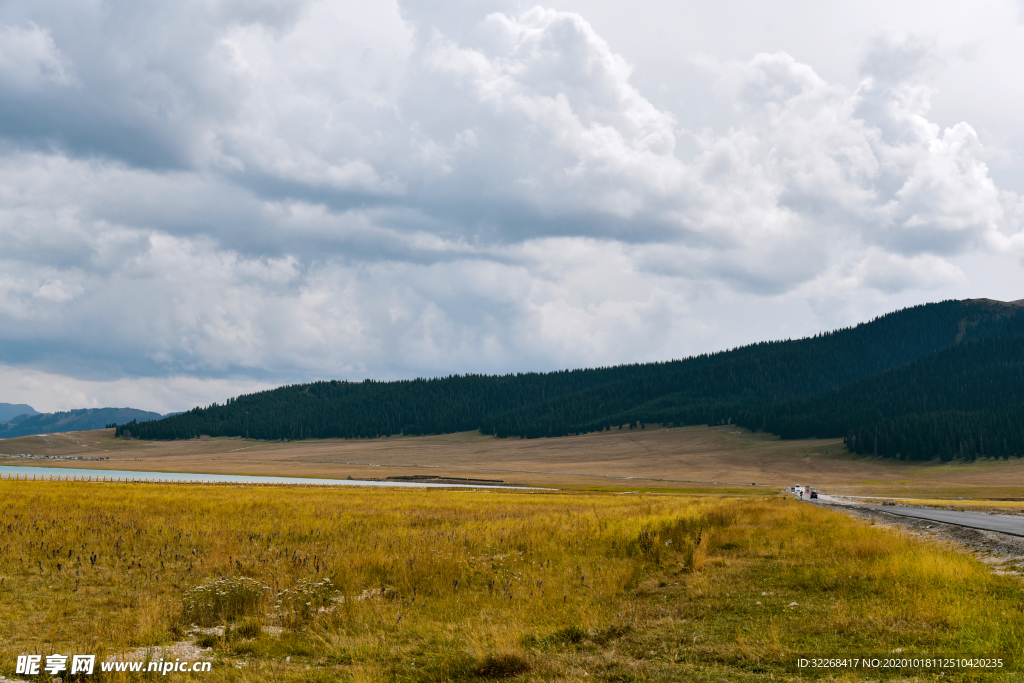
[
  {"left": 2, "top": 480, "right": 1023, "bottom": 682},
  {"left": 6, "top": 425, "right": 1024, "bottom": 499}
]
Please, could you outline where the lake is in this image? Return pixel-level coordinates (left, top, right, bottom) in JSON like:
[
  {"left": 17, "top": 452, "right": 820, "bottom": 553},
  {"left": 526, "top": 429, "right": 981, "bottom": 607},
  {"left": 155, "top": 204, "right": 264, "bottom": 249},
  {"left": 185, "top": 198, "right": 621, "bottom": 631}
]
[{"left": 0, "top": 465, "right": 537, "bottom": 489}]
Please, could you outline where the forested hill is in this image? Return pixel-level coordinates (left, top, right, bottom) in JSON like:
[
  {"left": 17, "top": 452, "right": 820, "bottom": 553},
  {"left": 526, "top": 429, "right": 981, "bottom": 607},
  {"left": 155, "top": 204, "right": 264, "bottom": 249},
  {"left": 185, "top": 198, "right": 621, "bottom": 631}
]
[
  {"left": 116, "top": 298, "right": 1024, "bottom": 461},
  {"left": 757, "top": 333, "right": 1024, "bottom": 460}
]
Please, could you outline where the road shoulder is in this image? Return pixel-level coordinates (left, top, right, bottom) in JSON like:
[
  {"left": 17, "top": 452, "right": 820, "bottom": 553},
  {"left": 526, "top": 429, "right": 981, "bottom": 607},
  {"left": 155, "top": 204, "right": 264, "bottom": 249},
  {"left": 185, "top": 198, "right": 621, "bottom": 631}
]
[{"left": 819, "top": 500, "right": 1024, "bottom": 578}]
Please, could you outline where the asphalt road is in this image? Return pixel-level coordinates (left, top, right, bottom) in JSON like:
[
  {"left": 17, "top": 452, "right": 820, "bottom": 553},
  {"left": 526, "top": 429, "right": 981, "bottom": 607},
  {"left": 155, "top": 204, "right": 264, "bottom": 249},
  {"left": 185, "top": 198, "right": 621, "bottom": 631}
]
[
  {"left": 863, "top": 506, "right": 1024, "bottom": 537},
  {"left": 813, "top": 494, "right": 1024, "bottom": 537}
]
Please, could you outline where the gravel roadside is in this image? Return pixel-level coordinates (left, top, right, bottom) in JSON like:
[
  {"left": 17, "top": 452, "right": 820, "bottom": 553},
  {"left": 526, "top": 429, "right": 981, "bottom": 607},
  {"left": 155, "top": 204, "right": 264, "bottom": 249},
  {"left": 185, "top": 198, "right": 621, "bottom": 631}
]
[{"left": 819, "top": 501, "right": 1024, "bottom": 577}]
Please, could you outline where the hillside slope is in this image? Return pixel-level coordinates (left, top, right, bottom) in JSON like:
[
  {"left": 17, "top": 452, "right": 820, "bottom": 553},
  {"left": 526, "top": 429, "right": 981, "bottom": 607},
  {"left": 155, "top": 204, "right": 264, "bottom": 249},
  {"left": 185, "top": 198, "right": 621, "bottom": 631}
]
[
  {"left": 115, "top": 299, "right": 1024, "bottom": 460},
  {"left": 1, "top": 408, "right": 164, "bottom": 439},
  {"left": 753, "top": 333, "right": 1024, "bottom": 459}
]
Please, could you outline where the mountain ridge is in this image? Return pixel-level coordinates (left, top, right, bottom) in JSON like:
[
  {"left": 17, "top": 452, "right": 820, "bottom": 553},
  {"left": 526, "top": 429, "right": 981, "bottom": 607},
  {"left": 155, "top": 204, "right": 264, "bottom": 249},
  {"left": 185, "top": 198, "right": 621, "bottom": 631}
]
[
  {"left": 113, "top": 298, "right": 1024, "bottom": 461},
  {"left": 0, "top": 403, "right": 40, "bottom": 423}
]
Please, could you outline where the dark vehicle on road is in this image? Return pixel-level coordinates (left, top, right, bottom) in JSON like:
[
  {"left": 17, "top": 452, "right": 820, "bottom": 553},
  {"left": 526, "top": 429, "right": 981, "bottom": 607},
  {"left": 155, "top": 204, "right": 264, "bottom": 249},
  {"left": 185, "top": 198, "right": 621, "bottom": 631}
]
[{"left": 810, "top": 491, "right": 818, "bottom": 499}]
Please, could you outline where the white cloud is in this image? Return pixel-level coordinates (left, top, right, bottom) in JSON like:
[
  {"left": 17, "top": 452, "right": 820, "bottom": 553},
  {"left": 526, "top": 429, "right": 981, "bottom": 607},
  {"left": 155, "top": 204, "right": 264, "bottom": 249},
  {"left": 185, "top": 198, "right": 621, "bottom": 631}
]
[
  {"left": 34, "top": 279, "right": 82, "bottom": 303},
  {"left": 0, "top": 364, "right": 275, "bottom": 414},
  {"left": 855, "top": 250, "right": 966, "bottom": 294},
  {"left": 0, "top": 1, "right": 1021, "bottom": 411},
  {"left": 0, "top": 23, "right": 74, "bottom": 90}
]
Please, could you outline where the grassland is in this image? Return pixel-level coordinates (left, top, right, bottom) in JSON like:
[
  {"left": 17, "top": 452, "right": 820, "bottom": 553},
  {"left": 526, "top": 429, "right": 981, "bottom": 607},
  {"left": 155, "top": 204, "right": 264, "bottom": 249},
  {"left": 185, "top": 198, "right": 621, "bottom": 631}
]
[
  {"left": 2, "top": 480, "right": 1024, "bottom": 682},
  {"left": 8, "top": 425, "right": 1024, "bottom": 499}
]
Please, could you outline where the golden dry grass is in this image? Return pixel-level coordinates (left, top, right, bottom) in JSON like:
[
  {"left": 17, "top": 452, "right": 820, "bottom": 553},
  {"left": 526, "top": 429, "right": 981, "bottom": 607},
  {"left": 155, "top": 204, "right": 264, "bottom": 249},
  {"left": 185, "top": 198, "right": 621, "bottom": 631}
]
[
  {"left": 0, "top": 426, "right": 837, "bottom": 491},
  {"left": 2, "top": 480, "right": 1023, "bottom": 681}
]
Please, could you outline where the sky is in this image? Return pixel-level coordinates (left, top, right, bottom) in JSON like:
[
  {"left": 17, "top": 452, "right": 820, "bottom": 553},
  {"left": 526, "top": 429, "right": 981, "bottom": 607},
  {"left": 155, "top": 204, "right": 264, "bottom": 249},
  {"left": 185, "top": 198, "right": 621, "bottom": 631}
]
[{"left": 1, "top": 0, "right": 1023, "bottom": 414}]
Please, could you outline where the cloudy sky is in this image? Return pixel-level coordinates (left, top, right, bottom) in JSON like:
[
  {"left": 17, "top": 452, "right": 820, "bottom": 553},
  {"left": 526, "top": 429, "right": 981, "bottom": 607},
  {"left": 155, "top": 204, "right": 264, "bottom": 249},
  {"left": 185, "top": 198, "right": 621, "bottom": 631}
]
[{"left": 1, "top": 0, "right": 1023, "bottom": 413}]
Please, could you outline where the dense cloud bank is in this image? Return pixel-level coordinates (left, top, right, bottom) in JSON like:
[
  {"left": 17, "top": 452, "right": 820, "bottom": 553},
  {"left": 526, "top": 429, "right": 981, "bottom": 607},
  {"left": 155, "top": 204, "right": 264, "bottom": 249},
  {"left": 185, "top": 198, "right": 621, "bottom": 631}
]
[{"left": 0, "top": 0, "right": 1022, "bottom": 412}]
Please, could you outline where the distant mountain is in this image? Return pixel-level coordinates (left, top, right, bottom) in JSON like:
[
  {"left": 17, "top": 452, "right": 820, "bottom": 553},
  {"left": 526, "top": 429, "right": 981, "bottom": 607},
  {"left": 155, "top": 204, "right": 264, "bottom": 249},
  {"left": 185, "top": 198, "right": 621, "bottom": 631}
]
[
  {"left": 0, "top": 407, "right": 163, "bottom": 439},
  {"left": 0, "top": 403, "right": 39, "bottom": 423}
]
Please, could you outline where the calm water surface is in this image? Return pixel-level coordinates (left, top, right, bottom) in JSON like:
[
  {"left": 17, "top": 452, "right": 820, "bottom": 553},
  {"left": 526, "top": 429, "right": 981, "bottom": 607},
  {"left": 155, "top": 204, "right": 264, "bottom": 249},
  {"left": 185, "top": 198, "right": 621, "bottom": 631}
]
[{"left": 0, "top": 465, "right": 534, "bottom": 489}]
